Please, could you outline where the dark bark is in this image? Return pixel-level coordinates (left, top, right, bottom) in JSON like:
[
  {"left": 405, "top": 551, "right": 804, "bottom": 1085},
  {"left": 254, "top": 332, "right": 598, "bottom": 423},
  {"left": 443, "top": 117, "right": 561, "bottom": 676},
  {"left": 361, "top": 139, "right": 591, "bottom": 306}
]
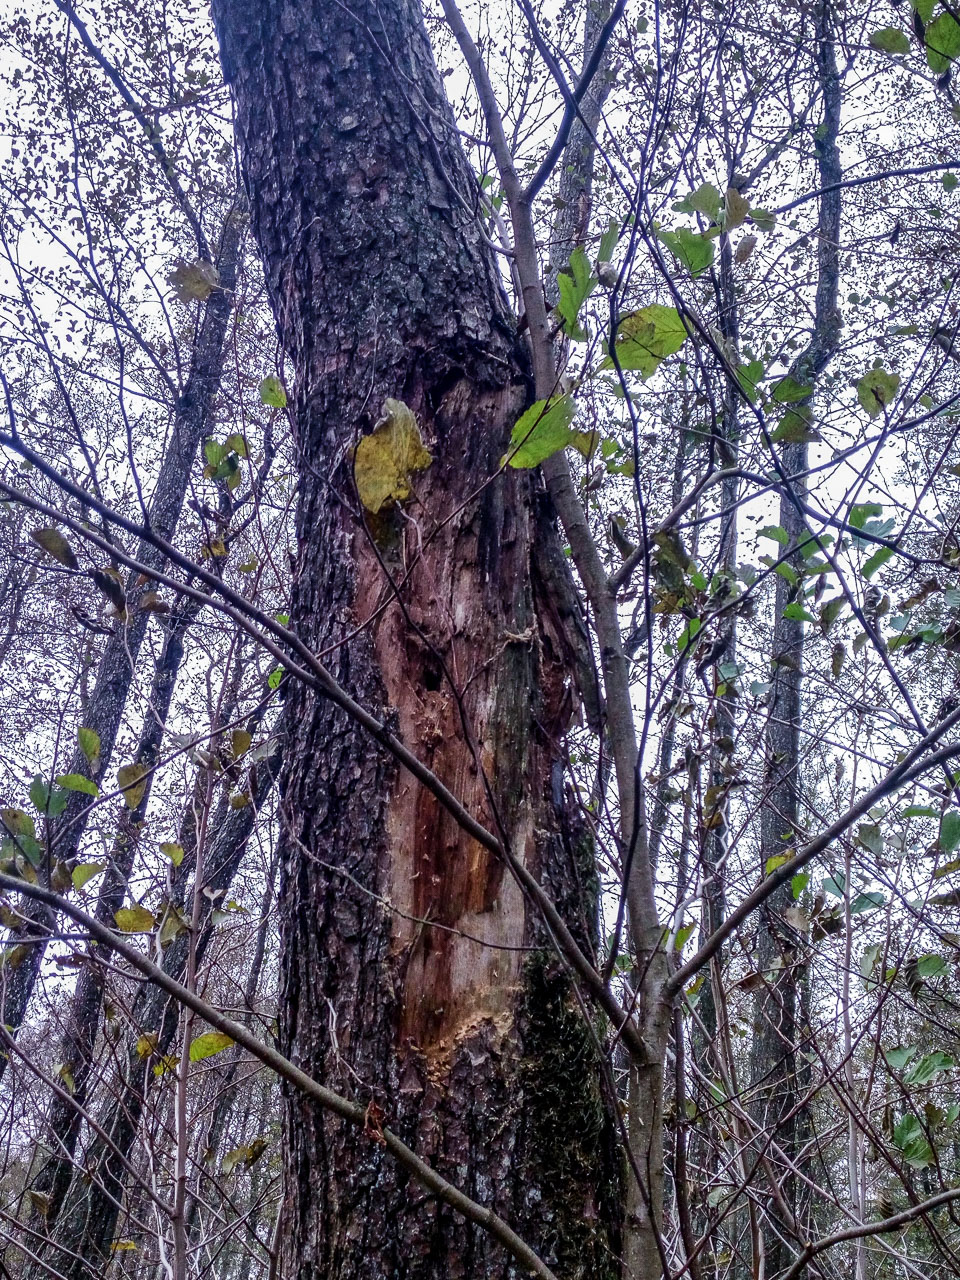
[
  {"left": 0, "top": 209, "right": 242, "bottom": 1063},
  {"left": 31, "top": 745, "right": 282, "bottom": 1280},
  {"left": 23, "top": 591, "right": 206, "bottom": 1235},
  {"left": 691, "top": 227, "right": 742, "bottom": 1280},
  {"left": 748, "top": 8, "right": 841, "bottom": 1273},
  {"left": 209, "top": 1, "right": 622, "bottom": 1276}
]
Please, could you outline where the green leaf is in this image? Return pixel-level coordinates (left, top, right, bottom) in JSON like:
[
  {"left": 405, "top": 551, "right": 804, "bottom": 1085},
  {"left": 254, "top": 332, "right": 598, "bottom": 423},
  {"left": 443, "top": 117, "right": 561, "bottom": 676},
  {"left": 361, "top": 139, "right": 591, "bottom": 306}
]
[
  {"left": 259, "top": 376, "right": 287, "bottom": 408},
  {"left": 782, "top": 602, "right": 815, "bottom": 623},
  {"left": 886, "top": 1045, "right": 916, "bottom": 1071},
  {"left": 765, "top": 854, "right": 791, "bottom": 875},
  {"left": 555, "top": 247, "right": 598, "bottom": 340},
  {"left": 893, "top": 1113, "right": 933, "bottom": 1167},
  {"left": 72, "top": 862, "right": 105, "bottom": 891},
  {"left": 78, "top": 728, "right": 100, "bottom": 767},
  {"left": 863, "top": 545, "right": 895, "bottom": 579},
  {"left": 759, "top": 525, "right": 789, "bottom": 545},
  {"left": 926, "top": 11, "right": 960, "bottom": 71},
  {"left": 771, "top": 376, "right": 812, "bottom": 404},
  {"left": 916, "top": 953, "right": 949, "bottom": 979},
  {"left": 1, "top": 808, "right": 34, "bottom": 839},
  {"left": 750, "top": 208, "right": 776, "bottom": 232},
  {"left": 850, "top": 891, "right": 885, "bottom": 915},
  {"left": 267, "top": 668, "right": 283, "bottom": 691},
  {"left": 915, "top": 0, "right": 935, "bottom": 22},
  {"left": 856, "top": 823, "right": 884, "bottom": 855},
  {"left": 503, "top": 395, "right": 578, "bottom": 469},
  {"left": 29, "top": 776, "right": 67, "bottom": 817},
  {"left": 869, "top": 26, "right": 910, "bottom": 54},
  {"left": 687, "top": 182, "right": 723, "bottom": 222},
  {"left": 736, "top": 360, "right": 764, "bottom": 403},
  {"left": 225, "top": 433, "right": 249, "bottom": 458},
  {"left": 771, "top": 405, "right": 820, "bottom": 444},
  {"left": 724, "top": 187, "right": 749, "bottom": 229},
  {"left": 114, "top": 905, "right": 156, "bottom": 933},
  {"left": 791, "top": 873, "right": 809, "bottom": 899},
  {"left": 944, "top": 172, "right": 959, "bottom": 193},
  {"left": 658, "top": 226, "right": 715, "bottom": 276},
  {"left": 204, "top": 438, "right": 226, "bottom": 468},
  {"left": 849, "top": 502, "right": 882, "bottom": 529},
  {"left": 905, "top": 1050, "right": 954, "bottom": 1085},
  {"left": 673, "top": 922, "right": 696, "bottom": 951},
  {"left": 902, "top": 805, "right": 938, "bottom": 819},
  {"left": 940, "top": 811, "right": 960, "bottom": 852},
  {"left": 598, "top": 220, "right": 619, "bottom": 264},
  {"left": 30, "top": 527, "right": 79, "bottom": 570},
  {"left": 189, "top": 1031, "right": 233, "bottom": 1062},
  {"left": 601, "top": 305, "right": 688, "bottom": 377},
  {"left": 55, "top": 774, "right": 99, "bottom": 797},
  {"left": 857, "top": 367, "right": 899, "bottom": 418}
]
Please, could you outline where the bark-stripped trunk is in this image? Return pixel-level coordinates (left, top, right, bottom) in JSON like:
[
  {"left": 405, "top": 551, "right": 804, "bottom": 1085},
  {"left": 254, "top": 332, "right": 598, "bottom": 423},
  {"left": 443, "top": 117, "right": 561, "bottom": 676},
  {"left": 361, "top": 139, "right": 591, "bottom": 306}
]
[
  {"left": 749, "top": 9, "right": 841, "bottom": 1274},
  {"left": 210, "top": 2, "right": 621, "bottom": 1276},
  {"left": 0, "top": 211, "right": 241, "bottom": 1062},
  {"left": 31, "top": 745, "right": 281, "bottom": 1280}
]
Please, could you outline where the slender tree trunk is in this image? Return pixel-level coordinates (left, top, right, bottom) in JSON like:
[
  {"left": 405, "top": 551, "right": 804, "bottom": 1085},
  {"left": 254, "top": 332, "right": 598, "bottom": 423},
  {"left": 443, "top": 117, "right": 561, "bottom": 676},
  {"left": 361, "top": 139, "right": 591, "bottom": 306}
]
[
  {"left": 29, "top": 745, "right": 282, "bottom": 1280},
  {"left": 749, "top": 9, "right": 841, "bottom": 1274},
  {"left": 24, "top": 591, "right": 205, "bottom": 1230},
  {"left": 691, "top": 227, "right": 742, "bottom": 1280},
  {"left": 0, "top": 209, "right": 242, "bottom": 1063},
  {"left": 209, "top": 2, "right": 622, "bottom": 1276}
]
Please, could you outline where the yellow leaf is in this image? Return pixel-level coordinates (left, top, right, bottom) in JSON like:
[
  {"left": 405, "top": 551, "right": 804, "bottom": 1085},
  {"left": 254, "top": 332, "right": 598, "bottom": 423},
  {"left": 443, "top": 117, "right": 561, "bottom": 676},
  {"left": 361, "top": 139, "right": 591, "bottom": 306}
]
[
  {"left": 167, "top": 259, "right": 219, "bottom": 303},
  {"left": 30, "top": 527, "right": 79, "bottom": 569},
  {"left": 28, "top": 1191, "right": 51, "bottom": 1217},
  {"left": 189, "top": 1031, "right": 233, "bottom": 1062},
  {"left": 231, "top": 729, "right": 252, "bottom": 758},
  {"left": 136, "top": 1032, "right": 160, "bottom": 1058},
  {"left": 116, "top": 764, "right": 147, "bottom": 810},
  {"left": 725, "top": 187, "right": 749, "bottom": 229},
  {"left": 115, "top": 905, "right": 155, "bottom": 933},
  {"left": 72, "top": 862, "right": 105, "bottom": 891},
  {"left": 110, "top": 1240, "right": 137, "bottom": 1252},
  {"left": 160, "top": 841, "right": 184, "bottom": 867},
  {"left": 353, "top": 399, "right": 432, "bottom": 513},
  {"left": 140, "top": 591, "right": 170, "bottom": 613}
]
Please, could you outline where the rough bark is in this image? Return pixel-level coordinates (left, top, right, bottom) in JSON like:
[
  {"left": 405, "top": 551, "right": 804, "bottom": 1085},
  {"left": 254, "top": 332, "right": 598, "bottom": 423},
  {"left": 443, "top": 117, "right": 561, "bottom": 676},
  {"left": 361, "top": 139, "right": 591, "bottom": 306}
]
[
  {"left": 0, "top": 210, "right": 242, "bottom": 1063},
  {"left": 23, "top": 591, "right": 205, "bottom": 1237},
  {"left": 209, "top": 2, "right": 622, "bottom": 1277},
  {"left": 31, "top": 745, "right": 282, "bottom": 1280},
  {"left": 748, "top": 9, "right": 841, "bottom": 1273}
]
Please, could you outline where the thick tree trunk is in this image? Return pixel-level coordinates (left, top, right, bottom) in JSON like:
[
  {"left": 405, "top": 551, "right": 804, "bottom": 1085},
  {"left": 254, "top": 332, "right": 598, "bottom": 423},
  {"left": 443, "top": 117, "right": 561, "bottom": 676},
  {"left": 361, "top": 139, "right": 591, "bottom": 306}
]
[{"left": 210, "top": 2, "right": 621, "bottom": 1276}]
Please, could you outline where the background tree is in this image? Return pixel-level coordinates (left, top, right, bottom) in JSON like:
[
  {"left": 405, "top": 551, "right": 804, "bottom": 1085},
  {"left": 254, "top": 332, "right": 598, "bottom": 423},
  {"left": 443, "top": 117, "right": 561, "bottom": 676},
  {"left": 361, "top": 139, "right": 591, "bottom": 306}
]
[{"left": 4, "top": 1, "right": 960, "bottom": 1279}]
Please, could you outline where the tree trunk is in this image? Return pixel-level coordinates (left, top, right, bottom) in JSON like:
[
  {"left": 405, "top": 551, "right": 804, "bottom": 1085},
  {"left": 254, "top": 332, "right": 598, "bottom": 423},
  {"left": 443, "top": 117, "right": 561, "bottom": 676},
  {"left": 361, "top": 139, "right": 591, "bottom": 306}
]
[
  {"left": 23, "top": 591, "right": 206, "bottom": 1232},
  {"left": 209, "top": 2, "right": 622, "bottom": 1277},
  {"left": 749, "top": 9, "right": 841, "bottom": 1273},
  {"left": 0, "top": 208, "right": 242, "bottom": 1064},
  {"left": 30, "top": 744, "right": 282, "bottom": 1280}
]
